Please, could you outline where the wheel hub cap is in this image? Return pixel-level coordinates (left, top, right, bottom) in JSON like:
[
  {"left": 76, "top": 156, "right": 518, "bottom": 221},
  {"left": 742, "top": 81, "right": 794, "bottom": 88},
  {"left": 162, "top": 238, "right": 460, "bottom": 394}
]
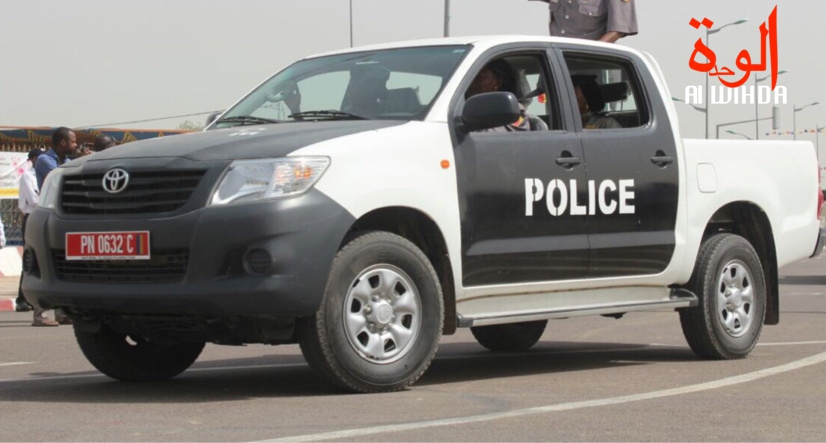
[
  {"left": 717, "top": 260, "right": 755, "bottom": 338},
  {"left": 342, "top": 265, "right": 422, "bottom": 364},
  {"left": 372, "top": 301, "right": 393, "bottom": 325}
]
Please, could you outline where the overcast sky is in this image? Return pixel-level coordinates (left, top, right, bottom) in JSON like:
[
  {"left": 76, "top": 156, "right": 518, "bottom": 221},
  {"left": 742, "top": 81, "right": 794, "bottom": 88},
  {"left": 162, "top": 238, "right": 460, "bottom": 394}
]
[{"left": 1, "top": 0, "right": 823, "bottom": 143}]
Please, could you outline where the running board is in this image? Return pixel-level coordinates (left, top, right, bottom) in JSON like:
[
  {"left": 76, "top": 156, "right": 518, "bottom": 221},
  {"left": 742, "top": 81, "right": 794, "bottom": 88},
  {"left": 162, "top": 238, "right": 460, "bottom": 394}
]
[{"left": 457, "top": 288, "right": 698, "bottom": 328}]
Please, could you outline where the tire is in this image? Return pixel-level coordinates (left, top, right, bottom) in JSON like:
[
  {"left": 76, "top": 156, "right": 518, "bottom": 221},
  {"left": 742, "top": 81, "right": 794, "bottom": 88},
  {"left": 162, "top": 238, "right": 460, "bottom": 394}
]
[
  {"left": 75, "top": 325, "right": 205, "bottom": 381},
  {"left": 471, "top": 320, "right": 547, "bottom": 352},
  {"left": 299, "top": 231, "right": 444, "bottom": 393},
  {"left": 679, "top": 233, "right": 767, "bottom": 359}
]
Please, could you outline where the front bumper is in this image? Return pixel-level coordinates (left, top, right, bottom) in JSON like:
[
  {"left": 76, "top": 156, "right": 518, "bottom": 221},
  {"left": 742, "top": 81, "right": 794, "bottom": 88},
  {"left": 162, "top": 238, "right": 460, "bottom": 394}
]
[{"left": 22, "top": 189, "right": 354, "bottom": 318}]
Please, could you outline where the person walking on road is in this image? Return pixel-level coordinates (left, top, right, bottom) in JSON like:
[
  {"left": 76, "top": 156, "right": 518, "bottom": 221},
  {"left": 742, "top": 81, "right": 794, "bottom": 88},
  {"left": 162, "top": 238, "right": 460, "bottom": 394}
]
[
  {"left": 31, "top": 127, "right": 77, "bottom": 326},
  {"left": 530, "top": 0, "right": 638, "bottom": 42},
  {"left": 15, "top": 148, "right": 44, "bottom": 312}
]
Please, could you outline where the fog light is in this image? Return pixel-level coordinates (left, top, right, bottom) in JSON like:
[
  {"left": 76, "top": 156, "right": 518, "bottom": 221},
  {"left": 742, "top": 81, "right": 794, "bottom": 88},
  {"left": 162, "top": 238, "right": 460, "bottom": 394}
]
[
  {"left": 23, "top": 249, "right": 38, "bottom": 274},
  {"left": 245, "top": 249, "right": 272, "bottom": 275}
]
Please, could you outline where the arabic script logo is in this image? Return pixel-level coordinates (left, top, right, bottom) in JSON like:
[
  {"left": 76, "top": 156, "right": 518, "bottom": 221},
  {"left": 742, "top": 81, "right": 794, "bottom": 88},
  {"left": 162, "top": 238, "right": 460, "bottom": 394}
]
[
  {"left": 102, "top": 168, "right": 130, "bottom": 194},
  {"left": 689, "top": 6, "right": 779, "bottom": 89}
]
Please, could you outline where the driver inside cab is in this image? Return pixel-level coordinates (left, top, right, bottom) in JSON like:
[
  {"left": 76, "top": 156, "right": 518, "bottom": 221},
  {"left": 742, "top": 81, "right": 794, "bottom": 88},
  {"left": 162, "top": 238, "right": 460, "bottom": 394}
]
[{"left": 466, "top": 59, "right": 547, "bottom": 132}]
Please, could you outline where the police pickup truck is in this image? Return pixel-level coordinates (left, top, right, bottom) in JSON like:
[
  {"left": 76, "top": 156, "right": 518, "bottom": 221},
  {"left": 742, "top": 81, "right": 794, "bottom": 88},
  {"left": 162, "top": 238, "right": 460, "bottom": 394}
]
[{"left": 24, "top": 36, "right": 824, "bottom": 393}]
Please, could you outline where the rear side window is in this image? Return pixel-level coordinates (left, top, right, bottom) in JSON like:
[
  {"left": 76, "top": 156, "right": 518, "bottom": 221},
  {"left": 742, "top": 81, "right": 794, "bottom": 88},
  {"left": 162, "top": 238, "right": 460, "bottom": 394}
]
[{"left": 562, "top": 53, "right": 650, "bottom": 129}]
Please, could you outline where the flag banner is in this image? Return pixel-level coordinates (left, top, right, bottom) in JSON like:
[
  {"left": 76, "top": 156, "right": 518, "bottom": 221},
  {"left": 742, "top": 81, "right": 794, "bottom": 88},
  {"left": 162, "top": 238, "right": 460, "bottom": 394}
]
[{"left": 0, "top": 152, "right": 28, "bottom": 199}]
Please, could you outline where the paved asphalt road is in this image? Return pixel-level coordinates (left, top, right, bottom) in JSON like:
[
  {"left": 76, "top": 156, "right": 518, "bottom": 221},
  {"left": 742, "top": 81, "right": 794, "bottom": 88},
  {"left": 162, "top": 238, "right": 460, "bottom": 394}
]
[{"left": 1, "top": 255, "right": 825, "bottom": 442}]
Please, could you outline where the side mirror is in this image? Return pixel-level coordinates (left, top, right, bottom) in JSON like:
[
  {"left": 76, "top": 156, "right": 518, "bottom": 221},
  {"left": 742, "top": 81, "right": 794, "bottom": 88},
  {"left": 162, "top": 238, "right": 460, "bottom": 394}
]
[
  {"left": 205, "top": 110, "right": 224, "bottom": 127},
  {"left": 460, "top": 92, "right": 521, "bottom": 132}
]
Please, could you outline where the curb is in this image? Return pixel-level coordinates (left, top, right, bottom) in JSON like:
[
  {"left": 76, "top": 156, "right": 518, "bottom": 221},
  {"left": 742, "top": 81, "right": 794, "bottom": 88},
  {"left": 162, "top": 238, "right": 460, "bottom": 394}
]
[
  {"left": 0, "top": 246, "right": 24, "bottom": 277},
  {"left": 1, "top": 277, "right": 21, "bottom": 312},
  {"left": 0, "top": 297, "right": 14, "bottom": 312}
]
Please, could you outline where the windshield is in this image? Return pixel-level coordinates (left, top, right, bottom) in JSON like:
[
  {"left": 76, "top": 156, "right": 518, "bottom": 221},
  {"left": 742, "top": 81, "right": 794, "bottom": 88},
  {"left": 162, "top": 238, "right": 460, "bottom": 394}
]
[{"left": 213, "top": 45, "right": 469, "bottom": 127}]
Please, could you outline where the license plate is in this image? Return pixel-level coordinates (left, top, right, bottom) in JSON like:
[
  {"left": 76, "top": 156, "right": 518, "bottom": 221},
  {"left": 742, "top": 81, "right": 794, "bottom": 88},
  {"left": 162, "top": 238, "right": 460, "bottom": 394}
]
[{"left": 65, "top": 231, "right": 150, "bottom": 260}]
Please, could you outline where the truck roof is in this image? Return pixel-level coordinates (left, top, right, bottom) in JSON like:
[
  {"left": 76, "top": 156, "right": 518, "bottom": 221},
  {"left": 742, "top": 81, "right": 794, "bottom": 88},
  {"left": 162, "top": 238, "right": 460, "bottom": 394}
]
[{"left": 306, "top": 35, "right": 641, "bottom": 60}]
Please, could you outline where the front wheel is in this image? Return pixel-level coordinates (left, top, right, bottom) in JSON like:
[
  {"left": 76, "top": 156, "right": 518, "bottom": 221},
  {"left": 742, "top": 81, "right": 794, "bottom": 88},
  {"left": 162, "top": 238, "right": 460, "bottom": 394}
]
[
  {"left": 299, "top": 232, "right": 444, "bottom": 393},
  {"left": 679, "top": 234, "right": 767, "bottom": 359},
  {"left": 75, "top": 325, "right": 205, "bottom": 381}
]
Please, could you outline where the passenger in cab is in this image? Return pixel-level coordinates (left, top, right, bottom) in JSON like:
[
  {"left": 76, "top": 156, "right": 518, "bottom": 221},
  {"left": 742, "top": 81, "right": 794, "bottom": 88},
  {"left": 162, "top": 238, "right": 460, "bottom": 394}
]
[{"left": 572, "top": 74, "right": 621, "bottom": 129}]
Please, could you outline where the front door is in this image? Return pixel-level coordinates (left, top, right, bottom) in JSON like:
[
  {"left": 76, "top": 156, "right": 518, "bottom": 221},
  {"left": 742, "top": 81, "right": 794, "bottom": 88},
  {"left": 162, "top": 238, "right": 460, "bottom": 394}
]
[{"left": 452, "top": 50, "right": 590, "bottom": 287}]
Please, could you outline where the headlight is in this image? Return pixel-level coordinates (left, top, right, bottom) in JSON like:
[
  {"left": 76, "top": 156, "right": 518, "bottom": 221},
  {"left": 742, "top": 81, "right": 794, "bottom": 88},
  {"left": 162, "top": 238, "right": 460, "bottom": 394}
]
[
  {"left": 38, "top": 167, "right": 65, "bottom": 209},
  {"left": 209, "top": 157, "right": 330, "bottom": 206}
]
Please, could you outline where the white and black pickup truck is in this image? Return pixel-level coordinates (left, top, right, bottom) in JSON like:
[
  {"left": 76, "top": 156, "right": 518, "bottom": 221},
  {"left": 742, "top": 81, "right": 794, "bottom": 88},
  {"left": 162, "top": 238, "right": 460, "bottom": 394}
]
[{"left": 24, "top": 36, "right": 824, "bottom": 393}]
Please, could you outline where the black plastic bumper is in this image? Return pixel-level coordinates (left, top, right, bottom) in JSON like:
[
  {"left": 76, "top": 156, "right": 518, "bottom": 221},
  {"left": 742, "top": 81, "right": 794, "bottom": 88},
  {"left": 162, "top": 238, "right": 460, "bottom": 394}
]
[{"left": 22, "top": 189, "right": 354, "bottom": 318}]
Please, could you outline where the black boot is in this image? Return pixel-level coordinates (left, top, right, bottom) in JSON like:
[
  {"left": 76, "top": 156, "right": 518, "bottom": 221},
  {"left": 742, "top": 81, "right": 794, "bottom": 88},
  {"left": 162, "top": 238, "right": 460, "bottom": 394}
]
[{"left": 15, "top": 299, "right": 33, "bottom": 312}]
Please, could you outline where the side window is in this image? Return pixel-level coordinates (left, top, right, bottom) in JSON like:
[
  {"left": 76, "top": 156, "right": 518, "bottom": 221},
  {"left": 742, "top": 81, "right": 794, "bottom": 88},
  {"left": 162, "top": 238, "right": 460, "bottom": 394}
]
[
  {"left": 562, "top": 52, "right": 649, "bottom": 130},
  {"left": 465, "top": 52, "right": 561, "bottom": 131}
]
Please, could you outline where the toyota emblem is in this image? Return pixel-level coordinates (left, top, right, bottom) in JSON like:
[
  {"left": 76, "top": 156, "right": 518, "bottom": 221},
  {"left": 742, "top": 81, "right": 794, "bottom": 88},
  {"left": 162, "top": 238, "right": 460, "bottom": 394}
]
[{"left": 102, "top": 168, "right": 130, "bottom": 194}]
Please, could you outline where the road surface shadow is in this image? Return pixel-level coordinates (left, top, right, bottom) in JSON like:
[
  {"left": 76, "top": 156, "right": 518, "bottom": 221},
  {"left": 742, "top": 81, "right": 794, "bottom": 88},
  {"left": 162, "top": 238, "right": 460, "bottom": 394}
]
[
  {"left": 419, "top": 341, "right": 697, "bottom": 387},
  {"left": 0, "top": 319, "right": 33, "bottom": 328},
  {"left": 780, "top": 310, "right": 826, "bottom": 315},
  {"left": 0, "top": 341, "right": 698, "bottom": 403},
  {"left": 779, "top": 275, "right": 826, "bottom": 286}
]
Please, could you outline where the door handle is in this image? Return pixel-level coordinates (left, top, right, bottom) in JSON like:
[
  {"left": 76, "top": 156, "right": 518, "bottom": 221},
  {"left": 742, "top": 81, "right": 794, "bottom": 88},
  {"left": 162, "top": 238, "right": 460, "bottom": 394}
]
[
  {"left": 650, "top": 152, "right": 674, "bottom": 167},
  {"left": 556, "top": 156, "right": 583, "bottom": 168}
]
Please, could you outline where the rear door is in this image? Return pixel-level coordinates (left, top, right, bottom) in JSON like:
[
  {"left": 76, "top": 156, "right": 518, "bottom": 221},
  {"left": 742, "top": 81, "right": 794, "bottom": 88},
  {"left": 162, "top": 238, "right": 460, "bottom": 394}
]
[{"left": 556, "top": 48, "right": 680, "bottom": 277}]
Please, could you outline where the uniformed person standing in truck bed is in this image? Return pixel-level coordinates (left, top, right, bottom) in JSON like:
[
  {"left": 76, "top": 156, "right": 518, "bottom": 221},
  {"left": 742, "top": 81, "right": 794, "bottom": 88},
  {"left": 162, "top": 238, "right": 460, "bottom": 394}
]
[{"left": 531, "top": 0, "right": 638, "bottom": 43}]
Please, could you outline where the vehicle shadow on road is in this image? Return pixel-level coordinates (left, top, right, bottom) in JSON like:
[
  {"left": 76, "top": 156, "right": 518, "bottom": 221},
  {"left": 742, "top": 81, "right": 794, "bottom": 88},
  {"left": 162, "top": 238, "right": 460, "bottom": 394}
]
[
  {"left": 418, "top": 341, "right": 698, "bottom": 387},
  {"left": 0, "top": 320, "right": 34, "bottom": 328},
  {"left": 0, "top": 360, "right": 331, "bottom": 403},
  {"left": 0, "top": 341, "right": 698, "bottom": 402},
  {"left": 780, "top": 310, "right": 826, "bottom": 315},
  {"left": 778, "top": 275, "right": 826, "bottom": 285}
]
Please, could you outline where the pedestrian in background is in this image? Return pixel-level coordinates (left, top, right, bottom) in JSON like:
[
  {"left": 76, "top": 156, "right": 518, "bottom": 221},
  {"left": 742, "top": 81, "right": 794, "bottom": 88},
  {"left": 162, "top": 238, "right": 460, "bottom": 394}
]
[
  {"left": 93, "top": 133, "right": 117, "bottom": 152},
  {"left": 31, "top": 127, "right": 77, "bottom": 326},
  {"left": 35, "top": 127, "right": 76, "bottom": 188},
  {"left": 72, "top": 144, "right": 93, "bottom": 159},
  {"left": 531, "top": 0, "right": 638, "bottom": 42},
  {"left": 15, "top": 148, "right": 44, "bottom": 312}
]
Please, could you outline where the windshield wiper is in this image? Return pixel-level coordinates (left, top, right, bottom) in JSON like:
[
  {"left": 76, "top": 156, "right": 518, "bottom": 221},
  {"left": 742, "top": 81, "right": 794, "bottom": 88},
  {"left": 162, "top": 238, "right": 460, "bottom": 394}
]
[
  {"left": 288, "top": 110, "right": 367, "bottom": 120},
  {"left": 216, "top": 116, "right": 282, "bottom": 126}
]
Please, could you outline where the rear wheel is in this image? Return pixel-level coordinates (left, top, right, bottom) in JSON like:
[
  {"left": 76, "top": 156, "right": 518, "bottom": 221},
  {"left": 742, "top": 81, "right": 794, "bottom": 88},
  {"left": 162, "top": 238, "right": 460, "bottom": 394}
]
[
  {"left": 471, "top": 320, "right": 547, "bottom": 352},
  {"left": 680, "top": 234, "right": 767, "bottom": 359},
  {"left": 75, "top": 325, "right": 204, "bottom": 381},
  {"left": 299, "top": 232, "right": 443, "bottom": 393}
]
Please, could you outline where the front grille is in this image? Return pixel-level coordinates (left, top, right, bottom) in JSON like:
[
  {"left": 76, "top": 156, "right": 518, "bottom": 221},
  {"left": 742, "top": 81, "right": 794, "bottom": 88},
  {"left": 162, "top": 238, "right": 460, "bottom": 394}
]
[
  {"left": 52, "top": 249, "right": 188, "bottom": 283},
  {"left": 61, "top": 170, "right": 206, "bottom": 215}
]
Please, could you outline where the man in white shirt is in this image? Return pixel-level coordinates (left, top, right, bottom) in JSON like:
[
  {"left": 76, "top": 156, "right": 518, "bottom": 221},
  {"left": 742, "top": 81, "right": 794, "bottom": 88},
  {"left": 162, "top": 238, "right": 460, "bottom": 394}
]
[{"left": 16, "top": 149, "right": 43, "bottom": 316}]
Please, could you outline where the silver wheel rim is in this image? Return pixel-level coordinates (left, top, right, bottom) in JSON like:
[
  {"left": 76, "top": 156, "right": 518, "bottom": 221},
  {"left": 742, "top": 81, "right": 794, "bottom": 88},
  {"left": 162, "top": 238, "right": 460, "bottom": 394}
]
[
  {"left": 716, "top": 259, "right": 755, "bottom": 338},
  {"left": 342, "top": 264, "right": 422, "bottom": 364}
]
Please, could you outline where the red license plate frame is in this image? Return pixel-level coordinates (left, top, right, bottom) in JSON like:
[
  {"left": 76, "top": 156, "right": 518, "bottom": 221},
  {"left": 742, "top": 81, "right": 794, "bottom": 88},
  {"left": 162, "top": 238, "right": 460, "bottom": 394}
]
[{"left": 65, "top": 231, "right": 151, "bottom": 260}]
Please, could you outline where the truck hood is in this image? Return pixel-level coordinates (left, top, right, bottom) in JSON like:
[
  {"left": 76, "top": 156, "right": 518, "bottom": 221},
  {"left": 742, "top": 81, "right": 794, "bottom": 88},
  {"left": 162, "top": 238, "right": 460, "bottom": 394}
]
[{"left": 83, "top": 121, "right": 406, "bottom": 163}]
